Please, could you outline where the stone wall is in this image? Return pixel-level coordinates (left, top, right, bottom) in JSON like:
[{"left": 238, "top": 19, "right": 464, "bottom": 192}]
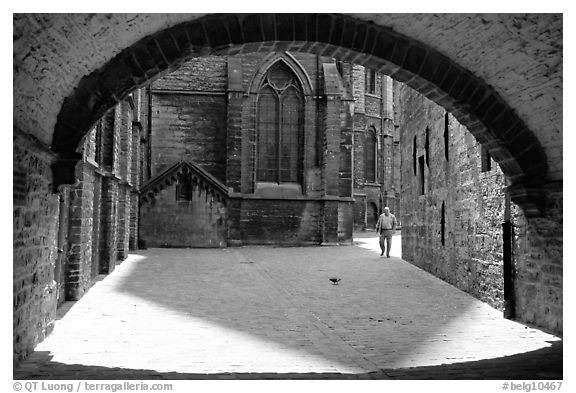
[
  {"left": 13, "top": 92, "right": 144, "bottom": 365},
  {"left": 150, "top": 93, "right": 227, "bottom": 181},
  {"left": 145, "top": 52, "right": 356, "bottom": 247},
  {"left": 65, "top": 162, "right": 96, "bottom": 300},
  {"left": 398, "top": 84, "right": 562, "bottom": 334},
  {"left": 13, "top": 130, "right": 59, "bottom": 363},
  {"left": 140, "top": 183, "right": 227, "bottom": 248},
  {"left": 351, "top": 65, "right": 400, "bottom": 231},
  {"left": 514, "top": 184, "right": 563, "bottom": 333},
  {"left": 232, "top": 198, "right": 323, "bottom": 246},
  {"left": 399, "top": 84, "right": 509, "bottom": 310}
]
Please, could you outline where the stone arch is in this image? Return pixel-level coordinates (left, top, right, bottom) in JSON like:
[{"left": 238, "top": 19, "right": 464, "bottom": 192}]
[
  {"left": 367, "top": 201, "right": 379, "bottom": 229},
  {"left": 49, "top": 13, "right": 549, "bottom": 215}
]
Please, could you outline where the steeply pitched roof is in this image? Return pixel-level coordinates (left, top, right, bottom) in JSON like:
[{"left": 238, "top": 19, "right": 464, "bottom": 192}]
[{"left": 140, "top": 161, "right": 229, "bottom": 204}]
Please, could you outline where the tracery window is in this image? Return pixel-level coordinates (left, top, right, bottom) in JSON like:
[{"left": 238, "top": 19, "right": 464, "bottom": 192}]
[
  {"left": 256, "top": 63, "right": 303, "bottom": 184},
  {"left": 365, "top": 127, "right": 377, "bottom": 183},
  {"left": 365, "top": 69, "right": 376, "bottom": 94}
]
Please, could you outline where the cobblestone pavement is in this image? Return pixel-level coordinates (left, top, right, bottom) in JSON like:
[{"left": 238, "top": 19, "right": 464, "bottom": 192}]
[{"left": 14, "top": 234, "right": 562, "bottom": 380}]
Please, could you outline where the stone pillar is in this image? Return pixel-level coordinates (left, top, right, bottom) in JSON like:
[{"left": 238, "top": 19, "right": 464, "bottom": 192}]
[
  {"left": 99, "top": 176, "right": 119, "bottom": 273},
  {"left": 227, "top": 198, "right": 242, "bottom": 247},
  {"left": 339, "top": 101, "right": 354, "bottom": 198},
  {"left": 129, "top": 192, "right": 139, "bottom": 250},
  {"left": 116, "top": 185, "right": 130, "bottom": 260},
  {"left": 320, "top": 95, "right": 341, "bottom": 244},
  {"left": 321, "top": 200, "right": 339, "bottom": 245},
  {"left": 129, "top": 114, "right": 141, "bottom": 251},
  {"left": 65, "top": 163, "right": 95, "bottom": 300},
  {"left": 226, "top": 57, "right": 243, "bottom": 193},
  {"left": 90, "top": 174, "right": 102, "bottom": 279}
]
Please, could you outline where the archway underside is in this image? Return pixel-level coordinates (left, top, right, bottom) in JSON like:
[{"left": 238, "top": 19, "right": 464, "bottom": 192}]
[{"left": 51, "top": 13, "right": 548, "bottom": 216}]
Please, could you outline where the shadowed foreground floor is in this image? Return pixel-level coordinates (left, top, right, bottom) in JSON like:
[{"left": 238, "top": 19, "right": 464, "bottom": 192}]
[{"left": 14, "top": 235, "right": 562, "bottom": 380}]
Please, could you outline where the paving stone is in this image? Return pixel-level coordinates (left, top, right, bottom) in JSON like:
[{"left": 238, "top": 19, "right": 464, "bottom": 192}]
[{"left": 13, "top": 234, "right": 562, "bottom": 380}]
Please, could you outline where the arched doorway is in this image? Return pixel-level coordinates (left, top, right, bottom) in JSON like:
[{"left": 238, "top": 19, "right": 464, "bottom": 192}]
[{"left": 13, "top": 14, "right": 563, "bottom": 364}]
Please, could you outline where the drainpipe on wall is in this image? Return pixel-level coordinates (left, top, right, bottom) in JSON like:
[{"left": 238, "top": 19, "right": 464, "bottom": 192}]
[
  {"left": 146, "top": 85, "right": 152, "bottom": 180},
  {"left": 503, "top": 180, "right": 515, "bottom": 319}
]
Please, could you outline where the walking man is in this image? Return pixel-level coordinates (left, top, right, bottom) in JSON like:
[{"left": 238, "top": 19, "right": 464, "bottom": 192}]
[{"left": 375, "top": 207, "right": 397, "bottom": 257}]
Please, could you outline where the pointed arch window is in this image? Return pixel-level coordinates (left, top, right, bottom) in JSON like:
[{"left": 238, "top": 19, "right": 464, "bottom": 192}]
[
  {"left": 256, "top": 63, "right": 303, "bottom": 184},
  {"left": 365, "top": 127, "right": 377, "bottom": 183}
]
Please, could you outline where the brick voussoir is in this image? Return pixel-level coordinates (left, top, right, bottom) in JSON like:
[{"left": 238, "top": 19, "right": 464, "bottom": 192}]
[
  {"left": 168, "top": 26, "right": 190, "bottom": 53},
  {"left": 275, "top": 13, "right": 295, "bottom": 42},
  {"left": 144, "top": 40, "right": 169, "bottom": 70},
  {"left": 241, "top": 15, "right": 263, "bottom": 43},
  {"left": 340, "top": 18, "right": 357, "bottom": 49},
  {"left": 391, "top": 67, "right": 416, "bottom": 84},
  {"left": 447, "top": 71, "right": 472, "bottom": 98},
  {"left": 292, "top": 14, "right": 307, "bottom": 41},
  {"left": 390, "top": 36, "right": 410, "bottom": 67},
  {"left": 203, "top": 17, "right": 231, "bottom": 49},
  {"left": 402, "top": 44, "right": 428, "bottom": 76},
  {"left": 437, "top": 66, "right": 466, "bottom": 99},
  {"left": 490, "top": 112, "right": 522, "bottom": 140},
  {"left": 260, "top": 13, "right": 276, "bottom": 42},
  {"left": 370, "top": 31, "right": 396, "bottom": 62},
  {"left": 352, "top": 22, "right": 368, "bottom": 52},
  {"left": 483, "top": 100, "right": 508, "bottom": 125},
  {"left": 316, "top": 14, "right": 333, "bottom": 43},
  {"left": 453, "top": 78, "right": 482, "bottom": 107},
  {"left": 97, "top": 70, "right": 137, "bottom": 105},
  {"left": 416, "top": 50, "right": 444, "bottom": 83},
  {"left": 154, "top": 32, "right": 184, "bottom": 64},
  {"left": 129, "top": 44, "right": 161, "bottom": 78},
  {"left": 223, "top": 15, "right": 243, "bottom": 45},
  {"left": 184, "top": 22, "right": 208, "bottom": 47}
]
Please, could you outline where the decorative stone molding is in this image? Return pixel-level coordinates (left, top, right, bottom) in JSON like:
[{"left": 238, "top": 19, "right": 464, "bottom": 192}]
[{"left": 139, "top": 161, "right": 229, "bottom": 205}]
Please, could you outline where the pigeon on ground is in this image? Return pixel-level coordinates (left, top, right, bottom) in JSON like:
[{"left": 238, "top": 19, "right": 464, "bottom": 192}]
[{"left": 329, "top": 278, "right": 341, "bottom": 285}]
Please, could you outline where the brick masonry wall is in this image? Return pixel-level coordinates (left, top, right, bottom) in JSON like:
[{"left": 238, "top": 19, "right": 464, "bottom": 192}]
[
  {"left": 514, "top": 184, "right": 563, "bottom": 333},
  {"left": 116, "top": 186, "right": 130, "bottom": 260},
  {"left": 13, "top": 131, "right": 59, "bottom": 363},
  {"left": 129, "top": 192, "right": 139, "bottom": 250},
  {"left": 90, "top": 174, "right": 102, "bottom": 280},
  {"left": 99, "top": 177, "right": 119, "bottom": 274},
  {"left": 150, "top": 93, "right": 228, "bottom": 182},
  {"left": 235, "top": 199, "right": 322, "bottom": 245},
  {"left": 14, "top": 98, "right": 143, "bottom": 365},
  {"left": 153, "top": 56, "right": 228, "bottom": 92},
  {"left": 351, "top": 66, "right": 398, "bottom": 231},
  {"left": 65, "top": 163, "right": 95, "bottom": 300},
  {"left": 399, "top": 84, "right": 508, "bottom": 311},
  {"left": 147, "top": 52, "right": 352, "bottom": 246},
  {"left": 140, "top": 183, "right": 227, "bottom": 248},
  {"left": 398, "top": 84, "right": 563, "bottom": 334}
]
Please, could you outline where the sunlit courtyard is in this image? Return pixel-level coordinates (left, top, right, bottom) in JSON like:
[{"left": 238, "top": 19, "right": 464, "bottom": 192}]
[{"left": 16, "top": 234, "right": 561, "bottom": 378}]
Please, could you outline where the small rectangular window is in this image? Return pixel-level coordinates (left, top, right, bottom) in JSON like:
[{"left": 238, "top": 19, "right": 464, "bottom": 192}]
[
  {"left": 444, "top": 113, "right": 449, "bottom": 161},
  {"left": 441, "top": 201, "right": 446, "bottom": 246},
  {"left": 425, "top": 126, "right": 430, "bottom": 167},
  {"left": 481, "top": 146, "right": 492, "bottom": 172},
  {"left": 365, "top": 69, "right": 376, "bottom": 94},
  {"left": 176, "top": 175, "right": 193, "bottom": 201},
  {"left": 336, "top": 61, "right": 344, "bottom": 77},
  {"left": 413, "top": 136, "right": 417, "bottom": 176},
  {"left": 418, "top": 155, "right": 425, "bottom": 195}
]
